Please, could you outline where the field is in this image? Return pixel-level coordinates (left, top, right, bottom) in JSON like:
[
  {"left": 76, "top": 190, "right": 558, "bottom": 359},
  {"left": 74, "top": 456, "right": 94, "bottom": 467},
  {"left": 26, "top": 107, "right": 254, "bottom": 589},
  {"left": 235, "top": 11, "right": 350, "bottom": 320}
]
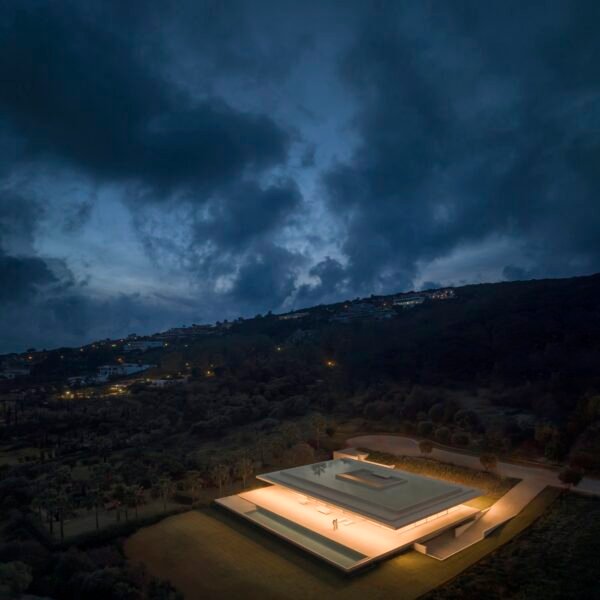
[{"left": 125, "top": 487, "right": 559, "bottom": 600}]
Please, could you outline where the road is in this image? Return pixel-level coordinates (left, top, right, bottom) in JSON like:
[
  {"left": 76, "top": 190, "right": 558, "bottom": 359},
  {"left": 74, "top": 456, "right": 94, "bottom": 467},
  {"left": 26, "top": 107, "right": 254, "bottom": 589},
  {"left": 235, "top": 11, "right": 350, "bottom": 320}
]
[{"left": 346, "top": 434, "right": 600, "bottom": 497}]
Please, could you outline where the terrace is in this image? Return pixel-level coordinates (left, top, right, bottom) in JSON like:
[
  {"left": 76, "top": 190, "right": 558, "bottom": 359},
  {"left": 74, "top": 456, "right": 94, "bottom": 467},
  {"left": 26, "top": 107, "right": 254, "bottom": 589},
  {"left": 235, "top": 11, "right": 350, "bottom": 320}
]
[{"left": 216, "top": 457, "right": 482, "bottom": 572}]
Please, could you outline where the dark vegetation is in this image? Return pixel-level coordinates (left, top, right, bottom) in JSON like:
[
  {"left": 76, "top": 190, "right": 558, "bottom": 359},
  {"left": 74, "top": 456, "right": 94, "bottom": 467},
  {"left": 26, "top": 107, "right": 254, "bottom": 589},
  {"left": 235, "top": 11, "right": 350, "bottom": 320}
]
[
  {"left": 423, "top": 492, "right": 600, "bottom": 600},
  {"left": 1, "top": 273, "right": 600, "bottom": 597}
]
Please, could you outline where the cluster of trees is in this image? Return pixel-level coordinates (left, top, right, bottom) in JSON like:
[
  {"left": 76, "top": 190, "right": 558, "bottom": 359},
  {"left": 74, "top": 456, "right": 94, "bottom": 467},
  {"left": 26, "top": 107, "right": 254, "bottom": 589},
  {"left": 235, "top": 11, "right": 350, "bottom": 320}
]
[{"left": 0, "top": 541, "right": 181, "bottom": 599}]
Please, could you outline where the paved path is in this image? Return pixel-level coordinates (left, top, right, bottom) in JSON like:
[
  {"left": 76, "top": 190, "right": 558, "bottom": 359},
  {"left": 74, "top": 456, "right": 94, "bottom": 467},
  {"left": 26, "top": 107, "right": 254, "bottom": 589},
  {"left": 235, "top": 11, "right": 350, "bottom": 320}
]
[{"left": 347, "top": 434, "right": 600, "bottom": 496}]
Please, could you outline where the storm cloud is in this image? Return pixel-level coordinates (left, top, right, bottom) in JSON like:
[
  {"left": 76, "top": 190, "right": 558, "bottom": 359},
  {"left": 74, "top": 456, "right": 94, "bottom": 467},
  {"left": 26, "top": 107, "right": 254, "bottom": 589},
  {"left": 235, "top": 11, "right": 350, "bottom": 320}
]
[{"left": 1, "top": 1, "right": 600, "bottom": 352}]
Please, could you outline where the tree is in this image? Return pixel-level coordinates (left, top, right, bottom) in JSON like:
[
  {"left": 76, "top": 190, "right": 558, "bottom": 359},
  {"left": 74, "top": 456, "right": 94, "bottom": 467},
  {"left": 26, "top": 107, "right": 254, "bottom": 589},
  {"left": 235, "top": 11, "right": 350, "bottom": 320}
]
[
  {"left": 31, "top": 496, "right": 44, "bottom": 522},
  {"left": 451, "top": 432, "right": 470, "bottom": 447},
  {"left": 0, "top": 561, "right": 32, "bottom": 596},
  {"left": 234, "top": 457, "right": 254, "bottom": 489},
  {"left": 480, "top": 453, "right": 498, "bottom": 472},
  {"left": 112, "top": 484, "right": 126, "bottom": 522},
  {"left": 210, "top": 464, "right": 230, "bottom": 496},
  {"left": 559, "top": 467, "right": 583, "bottom": 487},
  {"left": 428, "top": 403, "right": 445, "bottom": 423},
  {"left": 254, "top": 436, "right": 273, "bottom": 464},
  {"left": 311, "top": 413, "right": 327, "bottom": 450},
  {"left": 419, "top": 440, "right": 433, "bottom": 454},
  {"left": 417, "top": 421, "right": 434, "bottom": 437},
  {"left": 279, "top": 423, "right": 301, "bottom": 449},
  {"left": 157, "top": 477, "right": 173, "bottom": 512},
  {"left": 435, "top": 426, "right": 450, "bottom": 444},
  {"left": 85, "top": 487, "right": 103, "bottom": 530},
  {"left": 185, "top": 471, "right": 203, "bottom": 501},
  {"left": 454, "top": 409, "right": 480, "bottom": 432},
  {"left": 91, "top": 463, "right": 111, "bottom": 491},
  {"left": 40, "top": 488, "right": 58, "bottom": 536},
  {"left": 289, "top": 443, "right": 315, "bottom": 466}
]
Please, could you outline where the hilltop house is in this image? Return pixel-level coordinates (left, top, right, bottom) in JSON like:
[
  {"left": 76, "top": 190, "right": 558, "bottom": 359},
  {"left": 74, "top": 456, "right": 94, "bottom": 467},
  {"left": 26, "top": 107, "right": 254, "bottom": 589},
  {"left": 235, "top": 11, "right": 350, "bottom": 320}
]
[{"left": 216, "top": 453, "right": 482, "bottom": 572}]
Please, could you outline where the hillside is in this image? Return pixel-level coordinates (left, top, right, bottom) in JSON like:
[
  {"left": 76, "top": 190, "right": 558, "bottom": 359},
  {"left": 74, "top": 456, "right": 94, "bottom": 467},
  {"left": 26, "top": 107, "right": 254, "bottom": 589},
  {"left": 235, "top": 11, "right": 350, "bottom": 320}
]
[{"left": 2, "top": 273, "right": 600, "bottom": 470}]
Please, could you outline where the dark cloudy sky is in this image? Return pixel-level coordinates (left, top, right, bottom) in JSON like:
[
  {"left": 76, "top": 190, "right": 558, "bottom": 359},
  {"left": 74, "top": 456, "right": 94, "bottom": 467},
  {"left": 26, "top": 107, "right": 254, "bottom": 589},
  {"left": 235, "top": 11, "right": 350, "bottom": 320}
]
[{"left": 1, "top": 1, "right": 600, "bottom": 352}]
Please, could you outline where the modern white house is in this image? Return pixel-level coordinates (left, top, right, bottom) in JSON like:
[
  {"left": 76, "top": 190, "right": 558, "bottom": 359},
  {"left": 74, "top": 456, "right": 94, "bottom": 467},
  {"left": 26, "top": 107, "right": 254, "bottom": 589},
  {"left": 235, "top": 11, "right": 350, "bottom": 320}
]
[
  {"left": 95, "top": 363, "right": 153, "bottom": 382},
  {"left": 216, "top": 452, "right": 483, "bottom": 572},
  {"left": 393, "top": 295, "right": 426, "bottom": 308}
]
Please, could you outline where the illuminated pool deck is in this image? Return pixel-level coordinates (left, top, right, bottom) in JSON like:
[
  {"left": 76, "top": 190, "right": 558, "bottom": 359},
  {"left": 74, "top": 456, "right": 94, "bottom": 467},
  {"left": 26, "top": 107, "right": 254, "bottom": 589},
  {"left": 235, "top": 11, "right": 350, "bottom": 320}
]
[{"left": 216, "top": 458, "right": 482, "bottom": 572}]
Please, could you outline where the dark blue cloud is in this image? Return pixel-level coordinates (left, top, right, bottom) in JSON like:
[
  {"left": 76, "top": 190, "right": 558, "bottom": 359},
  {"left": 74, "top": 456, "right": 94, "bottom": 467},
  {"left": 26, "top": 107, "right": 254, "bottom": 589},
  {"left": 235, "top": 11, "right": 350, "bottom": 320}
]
[
  {"left": 0, "top": 2, "right": 290, "bottom": 192},
  {"left": 1, "top": 1, "right": 600, "bottom": 352},
  {"left": 324, "top": 1, "right": 600, "bottom": 292}
]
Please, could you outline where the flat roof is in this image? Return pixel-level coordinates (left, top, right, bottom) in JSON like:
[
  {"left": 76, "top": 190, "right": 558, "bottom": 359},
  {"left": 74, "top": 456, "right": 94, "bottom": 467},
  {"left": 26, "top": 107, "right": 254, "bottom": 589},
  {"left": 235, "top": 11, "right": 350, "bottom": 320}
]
[{"left": 258, "top": 458, "right": 482, "bottom": 529}]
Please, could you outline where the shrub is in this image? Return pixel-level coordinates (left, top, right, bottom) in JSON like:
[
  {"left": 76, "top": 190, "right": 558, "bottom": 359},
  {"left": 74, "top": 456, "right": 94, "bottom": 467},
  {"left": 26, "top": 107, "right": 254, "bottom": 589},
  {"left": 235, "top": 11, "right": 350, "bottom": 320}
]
[
  {"left": 419, "top": 440, "right": 434, "bottom": 454},
  {"left": 417, "top": 421, "right": 434, "bottom": 436},
  {"left": 428, "top": 403, "right": 445, "bottom": 423},
  {"left": 451, "top": 432, "right": 470, "bottom": 447},
  {"left": 558, "top": 467, "right": 583, "bottom": 487},
  {"left": 435, "top": 427, "right": 451, "bottom": 444},
  {"left": 480, "top": 453, "right": 498, "bottom": 471}
]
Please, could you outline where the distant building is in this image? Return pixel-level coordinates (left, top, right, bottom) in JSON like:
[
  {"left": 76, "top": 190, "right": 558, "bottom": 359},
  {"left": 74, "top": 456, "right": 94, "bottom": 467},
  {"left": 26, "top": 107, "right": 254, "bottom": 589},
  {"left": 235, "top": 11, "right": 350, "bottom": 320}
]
[
  {"left": 147, "top": 378, "right": 180, "bottom": 388},
  {"left": 393, "top": 295, "right": 425, "bottom": 308},
  {"left": 124, "top": 340, "right": 164, "bottom": 352},
  {"left": 330, "top": 301, "right": 396, "bottom": 322},
  {"left": 428, "top": 289, "right": 456, "bottom": 300},
  {"left": 67, "top": 375, "right": 93, "bottom": 387},
  {"left": 95, "top": 363, "right": 153, "bottom": 382},
  {"left": 0, "top": 366, "right": 31, "bottom": 380},
  {"left": 278, "top": 311, "right": 309, "bottom": 321},
  {"left": 157, "top": 324, "right": 217, "bottom": 339},
  {"left": 331, "top": 302, "right": 378, "bottom": 322}
]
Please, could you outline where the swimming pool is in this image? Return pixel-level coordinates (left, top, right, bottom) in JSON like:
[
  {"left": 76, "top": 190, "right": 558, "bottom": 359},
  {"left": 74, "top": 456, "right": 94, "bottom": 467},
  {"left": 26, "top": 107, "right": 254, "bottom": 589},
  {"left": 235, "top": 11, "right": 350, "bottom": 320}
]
[{"left": 246, "top": 506, "right": 368, "bottom": 571}]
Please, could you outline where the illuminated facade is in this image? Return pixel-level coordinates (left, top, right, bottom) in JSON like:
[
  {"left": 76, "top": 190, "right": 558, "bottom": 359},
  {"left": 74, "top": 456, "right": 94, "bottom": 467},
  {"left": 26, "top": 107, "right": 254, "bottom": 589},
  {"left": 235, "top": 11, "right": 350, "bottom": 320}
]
[{"left": 216, "top": 453, "right": 483, "bottom": 572}]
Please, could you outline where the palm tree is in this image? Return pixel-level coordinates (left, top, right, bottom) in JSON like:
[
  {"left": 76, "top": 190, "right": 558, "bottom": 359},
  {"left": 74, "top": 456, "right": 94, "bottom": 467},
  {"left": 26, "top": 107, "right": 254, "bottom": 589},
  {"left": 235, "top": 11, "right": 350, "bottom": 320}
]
[
  {"left": 311, "top": 413, "right": 327, "bottom": 450},
  {"left": 41, "top": 488, "right": 58, "bottom": 536},
  {"left": 157, "top": 477, "right": 173, "bottom": 512},
  {"left": 112, "top": 484, "right": 126, "bottom": 521},
  {"left": 91, "top": 463, "right": 111, "bottom": 491},
  {"left": 210, "top": 464, "right": 230, "bottom": 496},
  {"left": 185, "top": 471, "right": 203, "bottom": 502},
  {"left": 31, "top": 496, "right": 44, "bottom": 522},
  {"left": 235, "top": 457, "right": 254, "bottom": 490},
  {"left": 255, "top": 436, "right": 274, "bottom": 465},
  {"left": 55, "top": 491, "right": 71, "bottom": 542},
  {"left": 279, "top": 423, "right": 301, "bottom": 449},
  {"left": 130, "top": 485, "right": 144, "bottom": 519},
  {"left": 86, "top": 487, "right": 103, "bottom": 530},
  {"left": 124, "top": 485, "right": 138, "bottom": 520}
]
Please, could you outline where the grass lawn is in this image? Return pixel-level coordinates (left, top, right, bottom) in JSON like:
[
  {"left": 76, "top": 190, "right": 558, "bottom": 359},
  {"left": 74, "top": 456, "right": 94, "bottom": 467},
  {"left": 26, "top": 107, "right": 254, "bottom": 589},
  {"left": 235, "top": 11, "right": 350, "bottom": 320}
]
[{"left": 125, "top": 487, "right": 560, "bottom": 600}]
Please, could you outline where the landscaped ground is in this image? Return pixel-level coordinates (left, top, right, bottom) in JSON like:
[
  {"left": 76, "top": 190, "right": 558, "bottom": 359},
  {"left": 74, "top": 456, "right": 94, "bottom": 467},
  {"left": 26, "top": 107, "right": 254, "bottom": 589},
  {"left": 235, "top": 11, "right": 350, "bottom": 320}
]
[{"left": 125, "top": 487, "right": 559, "bottom": 600}]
